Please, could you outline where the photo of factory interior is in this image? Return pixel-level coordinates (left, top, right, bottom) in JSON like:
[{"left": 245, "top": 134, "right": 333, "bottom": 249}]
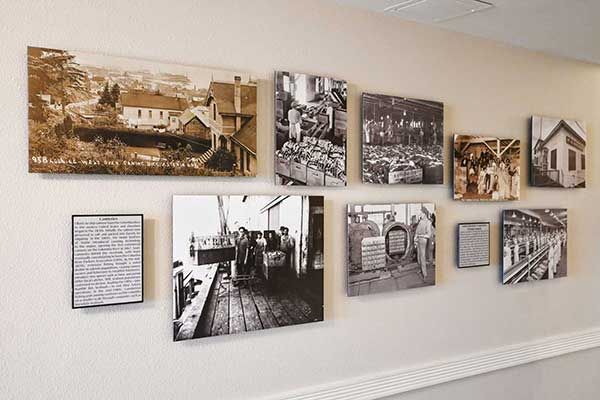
[
  {"left": 502, "top": 209, "right": 567, "bottom": 285},
  {"left": 172, "top": 195, "right": 324, "bottom": 341},
  {"left": 361, "top": 93, "right": 443, "bottom": 184},
  {"left": 454, "top": 135, "right": 521, "bottom": 201},
  {"left": 274, "top": 71, "right": 347, "bottom": 186},
  {"left": 347, "top": 203, "right": 436, "bottom": 296}
]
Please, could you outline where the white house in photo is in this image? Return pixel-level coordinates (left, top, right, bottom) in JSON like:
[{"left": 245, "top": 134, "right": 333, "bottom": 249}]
[
  {"left": 532, "top": 117, "right": 587, "bottom": 188},
  {"left": 121, "top": 91, "right": 188, "bottom": 132}
]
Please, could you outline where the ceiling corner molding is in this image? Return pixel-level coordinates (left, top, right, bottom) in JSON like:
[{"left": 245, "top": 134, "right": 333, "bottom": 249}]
[{"left": 264, "top": 327, "right": 600, "bottom": 400}]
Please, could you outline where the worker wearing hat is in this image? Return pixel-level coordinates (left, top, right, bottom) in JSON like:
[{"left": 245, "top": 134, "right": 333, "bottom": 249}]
[{"left": 414, "top": 207, "right": 433, "bottom": 280}]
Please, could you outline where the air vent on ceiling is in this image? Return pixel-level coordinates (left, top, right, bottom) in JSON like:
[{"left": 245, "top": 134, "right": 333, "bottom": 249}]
[{"left": 384, "top": 0, "right": 494, "bottom": 23}]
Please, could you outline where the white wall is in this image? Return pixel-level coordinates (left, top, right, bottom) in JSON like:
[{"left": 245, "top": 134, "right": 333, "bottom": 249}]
[{"left": 1, "top": 1, "right": 599, "bottom": 399}]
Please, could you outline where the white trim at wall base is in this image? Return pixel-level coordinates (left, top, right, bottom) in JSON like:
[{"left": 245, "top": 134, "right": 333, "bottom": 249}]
[{"left": 270, "top": 327, "right": 600, "bottom": 400}]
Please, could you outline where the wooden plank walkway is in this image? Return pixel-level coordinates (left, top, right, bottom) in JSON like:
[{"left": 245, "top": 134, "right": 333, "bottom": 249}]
[
  {"left": 174, "top": 264, "right": 219, "bottom": 341},
  {"left": 193, "top": 272, "right": 322, "bottom": 338}
]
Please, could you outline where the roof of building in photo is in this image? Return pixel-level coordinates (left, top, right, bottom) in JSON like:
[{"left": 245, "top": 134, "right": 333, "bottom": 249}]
[
  {"left": 179, "top": 106, "right": 211, "bottom": 127},
  {"left": 121, "top": 92, "right": 188, "bottom": 111},
  {"left": 207, "top": 79, "right": 257, "bottom": 116},
  {"left": 537, "top": 119, "right": 587, "bottom": 149},
  {"left": 231, "top": 116, "right": 257, "bottom": 155},
  {"left": 362, "top": 93, "right": 443, "bottom": 117},
  {"left": 456, "top": 136, "right": 520, "bottom": 158}
]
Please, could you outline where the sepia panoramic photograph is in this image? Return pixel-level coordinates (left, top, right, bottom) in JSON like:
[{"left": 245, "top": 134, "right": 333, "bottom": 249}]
[
  {"left": 172, "top": 195, "right": 324, "bottom": 341},
  {"left": 28, "top": 46, "right": 257, "bottom": 176}
]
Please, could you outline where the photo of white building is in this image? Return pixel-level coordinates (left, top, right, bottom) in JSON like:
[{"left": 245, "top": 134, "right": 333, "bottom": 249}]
[{"left": 531, "top": 116, "right": 586, "bottom": 188}]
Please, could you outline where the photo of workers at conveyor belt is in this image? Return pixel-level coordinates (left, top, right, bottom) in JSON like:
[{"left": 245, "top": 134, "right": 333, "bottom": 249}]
[
  {"left": 274, "top": 71, "right": 347, "bottom": 186},
  {"left": 172, "top": 195, "right": 324, "bottom": 341},
  {"left": 361, "top": 93, "right": 443, "bottom": 184},
  {"left": 454, "top": 135, "right": 521, "bottom": 201},
  {"left": 347, "top": 203, "right": 436, "bottom": 296},
  {"left": 502, "top": 209, "right": 567, "bottom": 285}
]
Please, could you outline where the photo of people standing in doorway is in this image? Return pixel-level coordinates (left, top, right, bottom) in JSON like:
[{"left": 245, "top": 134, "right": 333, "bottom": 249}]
[{"left": 172, "top": 195, "right": 324, "bottom": 341}]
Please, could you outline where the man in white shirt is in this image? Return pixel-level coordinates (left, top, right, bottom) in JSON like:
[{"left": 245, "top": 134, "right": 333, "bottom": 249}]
[
  {"left": 414, "top": 210, "right": 433, "bottom": 279},
  {"left": 288, "top": 101, "right": 302, "bottom": 143}
]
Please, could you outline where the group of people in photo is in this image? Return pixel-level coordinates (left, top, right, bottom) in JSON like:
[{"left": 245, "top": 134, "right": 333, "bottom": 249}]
[
  {"left": 503, "top": 228, "right": 566, "bottom": 279},
  {"left": 455, "top": 148, "right": 520, "bottom": 200},
  {"left": 360, "top": 97, "right": 444, "bottom": 185},
  {"left": 188, "top": 225, "right": 298, "bottom": 284},
  {"left": 232, "top": 226, "right": 296, "bottom": 284},
  {"left": 363, "top": 116, "right": 441, "bottom": 148}
]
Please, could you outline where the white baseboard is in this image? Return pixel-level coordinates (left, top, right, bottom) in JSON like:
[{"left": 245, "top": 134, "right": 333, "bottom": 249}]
[{"left": 269, "top": 327, "right": 600, "bottom": 400}]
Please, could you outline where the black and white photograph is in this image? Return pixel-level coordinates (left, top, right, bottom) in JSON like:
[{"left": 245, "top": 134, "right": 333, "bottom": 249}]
[
  {"left": 502, "top": 209, "right": 567, "bottom": 285},
  {"left": 28, "top": 46, "right": 257, "bottom": 176},
  {"left": 172, "top": 195, "right": 324, "bottom": 341},
  {"left": 347, "top": 203, "right": 436, "bottom": 296},
  {"left": 274, "top": 71, "right": 347, "bottom": 186},
  {"left": 361, "top": 93, "right": 443, "bottom": 184},
  {"left": 454, "top": 135, "right": 520, "bottom": 201},
  {"left": 531, "top": 116, "right": 587, "bottom": 188}
]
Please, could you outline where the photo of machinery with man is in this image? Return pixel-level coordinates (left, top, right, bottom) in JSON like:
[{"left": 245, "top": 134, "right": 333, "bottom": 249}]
[{"left": 346, "top": 203, "right": 436, "bottom": 296}]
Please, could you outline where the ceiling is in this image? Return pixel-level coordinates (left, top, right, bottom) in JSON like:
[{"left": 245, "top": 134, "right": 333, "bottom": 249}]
[{"left": 332, "top": 0, "right": 600, "bottom": 65}]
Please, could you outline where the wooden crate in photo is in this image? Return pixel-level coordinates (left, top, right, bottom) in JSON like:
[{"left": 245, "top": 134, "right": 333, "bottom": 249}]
[
  {"left": 291, "top": 161, "right": 307, "bottom": 183},
  {"left": 389, "top": 168, "right": 423, "bottom": 184},
  {"left": 275, "top": 156, "right": 291, "bottom": 177},
  {"left": 325, "top": 174, "right": 346, "bottom": 186},
  {"left": 307, "top": 166, "right": 325, "bottom": 186}
]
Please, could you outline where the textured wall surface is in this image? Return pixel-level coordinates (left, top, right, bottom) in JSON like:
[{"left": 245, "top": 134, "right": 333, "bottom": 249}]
[{"left": 1, "top": 1, "right": 599, "bottom": 399}]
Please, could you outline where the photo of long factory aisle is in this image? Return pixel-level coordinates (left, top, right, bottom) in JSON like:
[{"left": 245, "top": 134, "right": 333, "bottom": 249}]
[
  {"left": 172, "top": 195, "right": 324, "bottom": 341},
  {"left": 502, "top": 209, "right": 568, "bottom": 285},
  {"left": 347, "top": 203, "right": 436, "bottom": 296}
]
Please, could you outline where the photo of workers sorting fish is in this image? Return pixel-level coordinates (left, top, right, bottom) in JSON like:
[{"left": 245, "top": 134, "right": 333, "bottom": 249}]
[
  {"left": 361, "top": 93, "right": 444, "bottom": 184},
  {"left": 274, "top": 71, "right": 347, "bottom": 186},
  {"left": 502, "top": 209, "right": 567, "bottom": 285},
  {"left": 172, "top": 195, "right": 324, "bottom": 341},
  {"left": 453, "top": 135, "right": 521, "bottom": 201},
  {"left": 347, "top": 203, "right": 436, "bottom": 296}
]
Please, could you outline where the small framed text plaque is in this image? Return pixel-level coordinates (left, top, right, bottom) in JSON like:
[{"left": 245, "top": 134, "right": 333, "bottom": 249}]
[
  {"left": 457, "top": 222, "right": 490, "bottom": 268},
  {"left": 72, "top": 214, "right": 143, "bottom": 308}
]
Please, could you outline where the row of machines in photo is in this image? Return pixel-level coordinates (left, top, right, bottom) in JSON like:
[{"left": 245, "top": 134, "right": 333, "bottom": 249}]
[
  {"left": 274, "top": 73, "right": 347, "bottom": 186},
  {"left": 173, "top": 231, "right": 286, "bottom": 319},
  {"left": 502, "top": 209, "right": 567, "bottom": 284}
]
